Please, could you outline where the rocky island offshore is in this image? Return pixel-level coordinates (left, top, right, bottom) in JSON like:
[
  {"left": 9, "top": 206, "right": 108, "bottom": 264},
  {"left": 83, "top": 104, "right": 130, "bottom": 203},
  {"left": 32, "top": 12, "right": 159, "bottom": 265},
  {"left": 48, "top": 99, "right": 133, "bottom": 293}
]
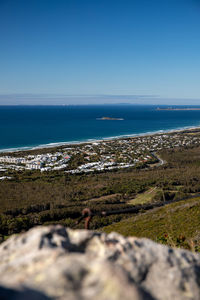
[{"left": 96, "top": 117, "right": 124, "bottom": 120}]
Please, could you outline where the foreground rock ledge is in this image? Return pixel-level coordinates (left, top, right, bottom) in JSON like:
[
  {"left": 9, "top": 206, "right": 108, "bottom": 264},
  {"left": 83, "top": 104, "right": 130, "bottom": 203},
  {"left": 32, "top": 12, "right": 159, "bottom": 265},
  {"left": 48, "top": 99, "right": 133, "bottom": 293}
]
[{"left": 0, "top": 226, "right": 200, "bottom": 300}]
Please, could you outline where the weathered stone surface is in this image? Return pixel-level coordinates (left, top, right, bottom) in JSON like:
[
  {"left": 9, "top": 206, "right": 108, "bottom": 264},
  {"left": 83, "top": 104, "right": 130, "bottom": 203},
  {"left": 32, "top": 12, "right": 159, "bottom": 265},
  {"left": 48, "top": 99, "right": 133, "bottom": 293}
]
[{"left": 0, "top": 225, "right": 200, "bottom": 300}]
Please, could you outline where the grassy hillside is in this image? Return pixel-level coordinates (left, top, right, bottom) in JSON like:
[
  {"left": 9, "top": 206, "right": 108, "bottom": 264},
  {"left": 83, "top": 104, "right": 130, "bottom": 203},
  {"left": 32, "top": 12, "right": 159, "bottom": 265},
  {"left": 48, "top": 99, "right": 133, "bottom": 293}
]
[{"left": 102, "top": 196, "right": 200, "bottom": 252}]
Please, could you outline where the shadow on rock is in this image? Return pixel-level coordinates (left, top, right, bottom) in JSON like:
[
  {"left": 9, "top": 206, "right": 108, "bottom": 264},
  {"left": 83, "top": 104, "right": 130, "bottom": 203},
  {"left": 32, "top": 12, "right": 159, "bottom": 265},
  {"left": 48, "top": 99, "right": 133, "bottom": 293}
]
[{"left": 0, "top": 286, "right": 52, "bottom": 300}]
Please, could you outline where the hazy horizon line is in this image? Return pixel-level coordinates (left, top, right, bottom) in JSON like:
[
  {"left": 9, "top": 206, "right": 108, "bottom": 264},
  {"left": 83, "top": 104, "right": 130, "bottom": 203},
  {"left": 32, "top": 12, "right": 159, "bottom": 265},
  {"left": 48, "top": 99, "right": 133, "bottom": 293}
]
[{"left": 0, "top": 93, "right": 200, "bottom": 105}]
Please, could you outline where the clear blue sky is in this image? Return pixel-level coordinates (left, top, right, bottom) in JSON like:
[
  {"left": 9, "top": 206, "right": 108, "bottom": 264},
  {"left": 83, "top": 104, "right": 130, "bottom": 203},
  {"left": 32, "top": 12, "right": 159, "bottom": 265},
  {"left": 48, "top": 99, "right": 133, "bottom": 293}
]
[{"left": 0, "top": 0, "right": 200, "bottom": 104}]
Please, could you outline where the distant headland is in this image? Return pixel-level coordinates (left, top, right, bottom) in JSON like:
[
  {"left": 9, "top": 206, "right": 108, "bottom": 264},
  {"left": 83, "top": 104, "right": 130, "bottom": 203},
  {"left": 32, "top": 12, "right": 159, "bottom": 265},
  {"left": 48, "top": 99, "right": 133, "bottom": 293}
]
[
  {"left": 96, "top": 117, "right": 124, "bottom": 120},
  {"left": 157, "top": 107, "right": 200, "bottom": 111}
]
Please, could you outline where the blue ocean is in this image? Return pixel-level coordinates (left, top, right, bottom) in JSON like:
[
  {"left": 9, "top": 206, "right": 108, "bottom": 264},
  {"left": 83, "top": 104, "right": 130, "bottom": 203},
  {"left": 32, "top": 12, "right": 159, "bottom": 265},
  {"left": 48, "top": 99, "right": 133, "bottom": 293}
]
[{"left": 1, "top": 105, "right": 200, "bottom": 151}]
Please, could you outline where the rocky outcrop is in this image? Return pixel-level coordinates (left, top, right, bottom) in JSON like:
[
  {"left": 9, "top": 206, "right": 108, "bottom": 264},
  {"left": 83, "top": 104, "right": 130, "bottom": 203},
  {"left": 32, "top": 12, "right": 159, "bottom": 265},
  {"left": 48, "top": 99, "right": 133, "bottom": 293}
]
[{"left": 0, "top": 225, "right": 200, "bottom": 300}]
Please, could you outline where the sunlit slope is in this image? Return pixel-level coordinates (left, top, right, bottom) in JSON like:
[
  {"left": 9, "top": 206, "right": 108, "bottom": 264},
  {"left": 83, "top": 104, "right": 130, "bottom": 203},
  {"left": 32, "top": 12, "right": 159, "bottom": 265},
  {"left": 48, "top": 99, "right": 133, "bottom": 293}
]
[{"left": 102, "top": 197, "right": 200, "bottom": 251}]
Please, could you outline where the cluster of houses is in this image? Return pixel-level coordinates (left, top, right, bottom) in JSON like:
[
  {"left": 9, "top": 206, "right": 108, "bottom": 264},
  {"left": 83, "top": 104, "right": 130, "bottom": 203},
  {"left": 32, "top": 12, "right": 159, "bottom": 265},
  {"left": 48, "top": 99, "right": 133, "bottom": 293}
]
[
  {"left": 0, "top": 176, "right": 12, "bottom": 181},
  {"left": 64, "top": 133, "right": 200, "bottom": 174},
  {"left": 0, "top": 131, "right": 199, "bottom": 177},
  {"left": 0, "top": 152, "right": 70, "bottom": 173},
  {"left": 65, "top": 161, "right": 136, "bottom": 174},
  {"left": 130, "top": 134, "right": 200, "bottom": 152}
]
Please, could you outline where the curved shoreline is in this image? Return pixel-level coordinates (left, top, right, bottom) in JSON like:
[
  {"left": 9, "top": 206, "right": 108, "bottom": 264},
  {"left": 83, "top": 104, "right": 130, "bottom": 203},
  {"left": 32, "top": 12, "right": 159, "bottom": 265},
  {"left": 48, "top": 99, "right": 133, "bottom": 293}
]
[{"left": 1, "top": 124, "right": 200, "bottom": 153}]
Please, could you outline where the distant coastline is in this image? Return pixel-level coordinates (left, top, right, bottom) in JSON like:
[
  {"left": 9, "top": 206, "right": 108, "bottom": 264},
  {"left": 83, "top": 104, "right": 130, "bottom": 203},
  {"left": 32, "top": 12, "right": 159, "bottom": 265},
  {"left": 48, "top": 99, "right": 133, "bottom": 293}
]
[
  {"left": 157, "top": 107, "right": 200, "bottom": 111},
  {"left": 1, "top": 125, "right": 200, "bottom": 154}
]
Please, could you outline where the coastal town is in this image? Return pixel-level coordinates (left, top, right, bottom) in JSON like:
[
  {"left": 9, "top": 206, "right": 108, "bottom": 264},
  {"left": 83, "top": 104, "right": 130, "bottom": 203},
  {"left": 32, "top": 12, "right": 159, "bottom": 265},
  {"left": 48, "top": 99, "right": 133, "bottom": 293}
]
[{"left": 0, "top": 130, "right": 200, "bottom": 178}]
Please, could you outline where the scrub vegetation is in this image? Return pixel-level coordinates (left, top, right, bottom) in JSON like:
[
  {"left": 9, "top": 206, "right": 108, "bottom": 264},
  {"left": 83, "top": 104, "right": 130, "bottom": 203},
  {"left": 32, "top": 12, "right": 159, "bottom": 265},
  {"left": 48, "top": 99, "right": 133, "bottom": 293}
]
[
  {"left": 102, "top": 196, "right": 200, "bottom": 252},
  {"left": 1, "top": 145, "right": 200, "bottom": 252}
]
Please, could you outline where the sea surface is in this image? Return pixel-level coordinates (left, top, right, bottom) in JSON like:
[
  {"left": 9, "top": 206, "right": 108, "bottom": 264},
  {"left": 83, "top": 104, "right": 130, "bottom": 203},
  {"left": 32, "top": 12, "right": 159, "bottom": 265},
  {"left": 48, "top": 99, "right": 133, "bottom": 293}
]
[{"left": 1, "top": 104, "right": 200, "bottom": 151}]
